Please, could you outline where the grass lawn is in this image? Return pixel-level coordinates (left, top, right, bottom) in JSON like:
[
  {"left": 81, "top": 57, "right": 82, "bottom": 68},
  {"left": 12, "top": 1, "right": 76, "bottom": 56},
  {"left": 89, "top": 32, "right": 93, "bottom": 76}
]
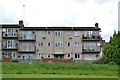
[
  {"left": 2, "top": 62, "right": 118, "bottom": 78},
  {"left": 2, "top": 74, "right": 118, "bottom": 78}
]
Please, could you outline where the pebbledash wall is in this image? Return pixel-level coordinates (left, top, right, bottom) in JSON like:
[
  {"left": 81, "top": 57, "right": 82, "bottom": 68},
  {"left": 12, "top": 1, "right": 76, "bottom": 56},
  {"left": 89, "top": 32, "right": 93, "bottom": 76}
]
[{"left": 0, "top": 21, "right": 104, "bottom": 62}]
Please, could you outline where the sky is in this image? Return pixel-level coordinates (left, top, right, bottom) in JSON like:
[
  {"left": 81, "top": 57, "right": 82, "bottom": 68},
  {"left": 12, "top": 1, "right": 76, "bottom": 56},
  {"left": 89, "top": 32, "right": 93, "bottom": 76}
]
[{"left": 0, "top": 0, "right": 119, "bottom": 42}]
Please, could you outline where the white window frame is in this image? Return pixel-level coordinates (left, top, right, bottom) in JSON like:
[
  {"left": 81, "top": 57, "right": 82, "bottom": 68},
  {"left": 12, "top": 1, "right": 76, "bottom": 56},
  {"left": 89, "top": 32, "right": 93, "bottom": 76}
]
[
  {"left": 6, "top": 28, "right": 16, "bottom": 36},
  {"left": 48, "top": 42, "right": 51, "bottom": 46},
  {"left": 68, "top": 42, "right": 71, "bottom": 46},
  {"left": 38, "top": 42, "right": 44, "bottom": 47},
  {"left": 6, "top": 40, "right": 16, "bottom": 48},
  {"left": 74, "top": 42, "right": 80, "bottom": 47},
  {"left": 75, "top": 54, "right": 80, "bottom": 59},
  {"left": 20, "top": 43, "right": 34, "bottom": 51},
  {"left": 74, "top": 31, "right": 80, "bottom": 36},
  {"left": 55, "top": 42, "right": 63, "bottom": 48},
  {"left": 55, "top": 31, "right": 63, "bottom": 36},
  {"left": 39, "top": 31, "right": 44, "bottom": 35},
  {"left": 48, "top": 31, "right": 51, "bottom": 34}
]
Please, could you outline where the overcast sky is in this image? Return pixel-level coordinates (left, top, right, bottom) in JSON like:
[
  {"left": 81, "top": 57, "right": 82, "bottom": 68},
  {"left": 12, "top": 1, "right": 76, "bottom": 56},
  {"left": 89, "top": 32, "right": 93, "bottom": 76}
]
[{"left": 0, "top": 0, "right": 119, "bottom": 42}]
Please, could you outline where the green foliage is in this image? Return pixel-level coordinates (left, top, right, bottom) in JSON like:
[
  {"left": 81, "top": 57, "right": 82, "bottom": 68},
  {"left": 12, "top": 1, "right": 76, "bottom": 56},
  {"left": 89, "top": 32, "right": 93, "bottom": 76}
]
[
  {"left": 2, "top": 62, "right": 118, "bottom": 76},
  {"left": 103, "top": 31, "right": 120, "bottom": 64}
]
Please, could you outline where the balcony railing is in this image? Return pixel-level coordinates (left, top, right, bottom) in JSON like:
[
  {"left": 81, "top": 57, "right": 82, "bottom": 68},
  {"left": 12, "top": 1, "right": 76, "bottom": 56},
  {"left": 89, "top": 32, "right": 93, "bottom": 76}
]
[
  {"left": 2, "top": 33, "right": 18, "bottom": 38},
  {"left": 82, "top": 47, "right": 100, "bottom": 53},
  {"left": 18, "top": 34, "right": 36, "bottom": 41},
  {"left": 82, "top": 35, "right": 101, "bottom": 40},
  {"left": 18, "top": 46, "right": 36, "bottom": 53},
  {"left": 2, "top": 44, "right": 18, "bottom": 50}
]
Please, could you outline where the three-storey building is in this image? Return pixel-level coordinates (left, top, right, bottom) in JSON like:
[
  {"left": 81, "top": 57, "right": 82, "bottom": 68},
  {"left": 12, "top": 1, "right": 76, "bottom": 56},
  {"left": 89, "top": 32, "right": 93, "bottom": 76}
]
[{"left": 0, "top": 21, "right": 103, "bottom": 62}]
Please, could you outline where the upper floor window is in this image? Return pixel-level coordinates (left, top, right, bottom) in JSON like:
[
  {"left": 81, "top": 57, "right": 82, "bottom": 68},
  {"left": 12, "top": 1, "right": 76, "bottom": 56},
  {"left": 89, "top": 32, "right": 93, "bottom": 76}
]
[
  {"left": 48, "top": 31, "right": 51, "bottom": 34},
  {"left": 74, "top": 42, "right": 80, "bottom": 47},
  {"left": 68, "top": 42, "right": 71, "bottom": 46},
  {"left": 21, "top": 31, "right": 34, "bottom": 39},
  {"left": 84, "top": 31, "right": 93, "bottom": 37},
  {"left": 74, "top": 31, "right": 80, "bottom": 36},
  {"left": 83, "top": 42, "right": 99, "bottom": 51},
  {"left": 67, "top": 31, "right": 71, "bottom": 35},
  {"left": 39, "top": 31, "right": 44, "bottom": 35},
  {"left": 55, "top": 31, "right": 63, "bottom": 36},
  {"left": 48, "top": 42, "right": 51, "bottom": 46},
  {"left": 19, "top": 43, "right": 35, "bottom": 51},
  {"left": 3, "top": 40, "right": 17, "bottom": 48},
  {"left": 3, "top": 28, "right": 17, "bottom": 36},
  {"left": 38, "top": 42, "right": 44, "bottom": 47},
  {"left": 55, "top": 42, "right": 63, "bottom": 48},
  {"left": 84, "top": 42, "right": 96, "bottom": 48}
]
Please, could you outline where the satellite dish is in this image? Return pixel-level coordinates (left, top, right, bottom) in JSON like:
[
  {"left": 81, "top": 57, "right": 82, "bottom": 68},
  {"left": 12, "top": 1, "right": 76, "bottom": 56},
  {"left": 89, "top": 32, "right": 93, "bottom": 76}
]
[
  {"left": 2, "top": 28, "right": 6, "bottom": 32},
  {"left": 97, "top": 42, "right": 100, "bottom": 47}
]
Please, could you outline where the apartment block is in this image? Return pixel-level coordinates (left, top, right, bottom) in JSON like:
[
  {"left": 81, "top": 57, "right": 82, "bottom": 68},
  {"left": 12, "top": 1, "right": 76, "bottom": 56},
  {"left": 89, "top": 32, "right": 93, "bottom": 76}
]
[{"left": 0, "top": 21, "right": 103, "bottom": 62}]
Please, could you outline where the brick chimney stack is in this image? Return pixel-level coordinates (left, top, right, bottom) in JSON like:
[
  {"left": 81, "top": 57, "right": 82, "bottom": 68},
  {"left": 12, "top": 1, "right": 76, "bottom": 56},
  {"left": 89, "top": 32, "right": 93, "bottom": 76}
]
[
  {"left": 95, "top": 23, "right": 98, "bottom": 28},
  {"left": 19, "top": 20, "right": 24, "bottom": 28}
]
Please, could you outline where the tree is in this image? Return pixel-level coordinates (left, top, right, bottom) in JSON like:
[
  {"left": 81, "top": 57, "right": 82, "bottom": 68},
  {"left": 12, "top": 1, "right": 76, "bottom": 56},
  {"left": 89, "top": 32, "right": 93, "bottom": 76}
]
[{"left": 103, "top": 31, "right": 120, "bottom": 64}]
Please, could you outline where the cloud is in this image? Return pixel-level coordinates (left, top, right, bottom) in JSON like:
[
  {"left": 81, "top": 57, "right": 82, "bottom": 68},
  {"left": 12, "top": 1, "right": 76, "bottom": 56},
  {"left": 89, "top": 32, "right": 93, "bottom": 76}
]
[
  {"left": 0, "top": 0, "right": 119, "bottom": 42},
  {"left": 95, "top": 0, "right": 112, "bottom": 4}
]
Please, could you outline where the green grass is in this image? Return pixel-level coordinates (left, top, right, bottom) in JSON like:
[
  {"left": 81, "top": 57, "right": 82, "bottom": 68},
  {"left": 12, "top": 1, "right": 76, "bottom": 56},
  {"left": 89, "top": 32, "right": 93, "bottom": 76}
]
[
  {"left": 2, "top": 74, "right": 118, "bottom": 78},
  {"left": 2, "top": 62, "right": 118, "bottom": 78}
]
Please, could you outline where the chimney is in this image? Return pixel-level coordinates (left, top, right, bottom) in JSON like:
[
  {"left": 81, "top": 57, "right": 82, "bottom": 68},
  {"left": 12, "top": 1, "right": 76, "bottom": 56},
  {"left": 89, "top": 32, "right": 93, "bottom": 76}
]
[
  {"left": 95, "top": 23, "right": 98, "bottom": 28},
  {"left": 19, "top": 20, "right": 24, "bottom": 28}
]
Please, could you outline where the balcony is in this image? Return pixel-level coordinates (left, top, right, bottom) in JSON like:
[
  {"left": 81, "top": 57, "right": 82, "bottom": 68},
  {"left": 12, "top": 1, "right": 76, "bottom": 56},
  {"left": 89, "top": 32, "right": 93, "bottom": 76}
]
[
  {"left": 18, "top": 46, "right": 36, "bottom": 53},
  {"left": 82, "top": 47, "right": 100, "bottom": 53},
  {"left": 2, "top": 33, "right": 18, "bottom": 39},
  {"left": 18, "top": 34, "right": 36, "bottom": 41},
  {"left": 82, "top": 35, "right": 101, "bottom": 41}
]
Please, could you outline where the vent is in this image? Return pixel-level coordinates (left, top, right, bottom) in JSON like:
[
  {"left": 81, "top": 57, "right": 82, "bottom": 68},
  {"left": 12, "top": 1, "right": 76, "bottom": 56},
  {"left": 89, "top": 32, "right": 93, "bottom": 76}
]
[{"left": 43, "top": 36, "right": 45, "bottom": 39}]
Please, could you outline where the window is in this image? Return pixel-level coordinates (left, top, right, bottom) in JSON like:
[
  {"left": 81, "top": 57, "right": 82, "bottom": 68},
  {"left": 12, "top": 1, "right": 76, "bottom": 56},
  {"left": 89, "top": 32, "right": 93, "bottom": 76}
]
[
  {"left": 22, "top": 31, "right": 34, "bottom": 39},
  {"left": 74, "top": 31, "right": 80, "bottom": 36},
  {"left": 13, "top": 53, "right": 15, "bottom": 58},
  {"left": 55, "top": 31, "right": 63, "bottom": 36},
  {"left": 39, "top": 31, "right": 44, "bottom": 35},
  {"left": 48, "top": 31, "right": 51, "bottom": 34},
  {"left": 83, "top": 42, "right": 99, "bottom": 51},
  {"left": 68, "top": 42, "right": 71, "bottom": 46},
  {"left": 20, "top": 43, "right": 35, "bottom": 51},
  {"left": 38, "top": 42, "right": 44, "bottom": 47},
  {"left": 48, "top": 42, "right": 51, "bottom": 46},
  {"left": 4, "top": 52, "right": 12, "bottom": 57},
  {"left": 4, "top": 40, "right": 17, "bottom": 48},
  {"left": 55, "top": 42, "right": 63, "bottom": 48},
  {"left": 75, "top": 54, "right": 80, "bottom": 58},
  {"left": 6, "top": 28, "right": 16, "bottom": 36},
  {"left": 41, "top": 54, "right": 43, "bottom": 58},
  {"left": 74, "top": 42, "right": 80, "bottom": 47},
  {"left": 48, "top": 54, "right": 50, "bottom": 58},
  {"left": 68, "top": 54, "right": 70, "bottom": 57},
  {"left": 67, "top": 31, "right": 71, "bottom": 35},
  {"left": 85, "top": 31, "right": 93, "bottom": 37}
]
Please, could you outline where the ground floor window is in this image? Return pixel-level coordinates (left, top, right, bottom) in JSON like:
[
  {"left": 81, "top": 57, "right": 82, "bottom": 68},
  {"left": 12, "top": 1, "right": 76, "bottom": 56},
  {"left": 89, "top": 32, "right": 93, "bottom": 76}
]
[
  {"left": 21, "top": 54, "right": 33, "bottom": 60},
  {"left": 48, "top": 54, "right": 51, "bottom": 58},
  {"left": 75, "top": 54, "right": 80, "bottom": 58},
  {"left": 68, "top": 54, "right": 70, "bottom": 57},
  {"left": 53, "top": 54, "right": 64, "bottom": 59}
]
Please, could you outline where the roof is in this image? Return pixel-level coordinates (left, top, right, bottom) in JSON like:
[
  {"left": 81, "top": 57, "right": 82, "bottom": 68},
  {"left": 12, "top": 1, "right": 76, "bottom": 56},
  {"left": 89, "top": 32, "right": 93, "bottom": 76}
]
[
  {"left": 20, "top": 27, "right": 101, "bottom": 31},
  {"left": 2, "top": 24, "right": 20, "bottom": 28}
]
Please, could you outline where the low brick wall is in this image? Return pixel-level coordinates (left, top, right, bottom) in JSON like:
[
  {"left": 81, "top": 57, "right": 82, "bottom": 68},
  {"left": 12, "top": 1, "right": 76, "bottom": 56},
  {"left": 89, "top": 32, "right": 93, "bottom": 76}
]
[
  {"left": 3, "top": 57, "right": 12, "bottom": 62},
  {"left": 41, "top": 58, "right": 74, "bottom": 63}
]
